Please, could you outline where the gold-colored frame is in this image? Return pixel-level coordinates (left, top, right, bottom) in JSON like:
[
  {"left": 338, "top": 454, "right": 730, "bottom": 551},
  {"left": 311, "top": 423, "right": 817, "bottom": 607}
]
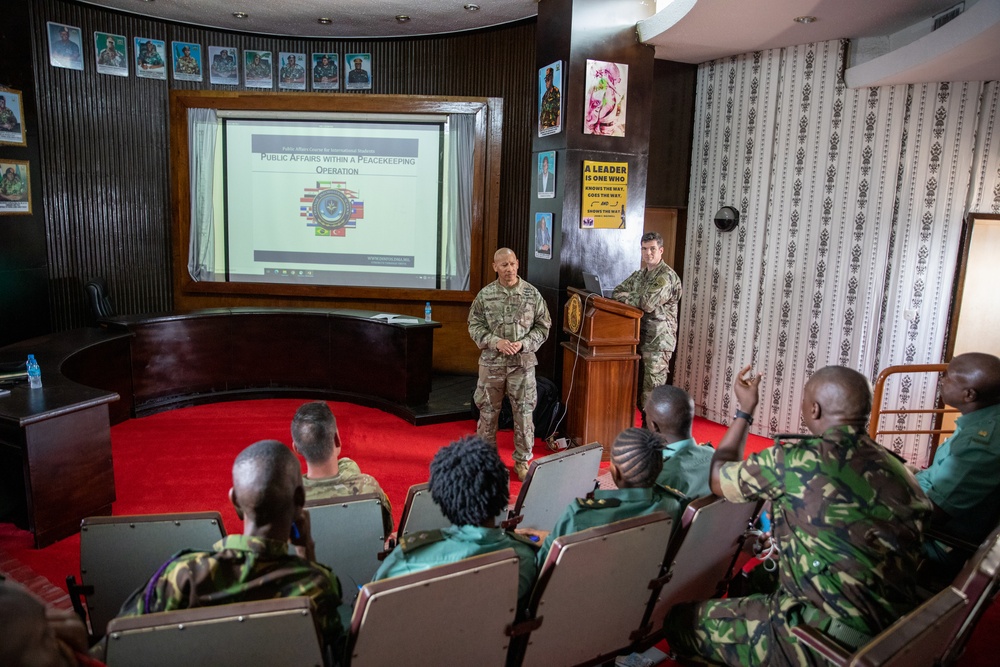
[
  {"left": 0, "top": 160, "right": 31, "bottom": 215},
  {"left": 0, "top": 88, "right": 27, "bottom": 147}
]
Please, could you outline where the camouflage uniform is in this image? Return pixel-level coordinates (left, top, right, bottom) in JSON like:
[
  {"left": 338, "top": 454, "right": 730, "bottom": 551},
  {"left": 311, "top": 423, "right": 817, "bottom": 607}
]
[
  {"left": 247, "top": 59, "right": 270, "bottom": 79},
  {"left": 280, "top": 63, "right": 305, "bottom": 82},
  {"left": 98, "top": 48, "right": 125, "bottom": 68},
  {"left": 373, "top": 524, "right": 539, "bottom": 610},
  {"left": 611, "top": 260, "right": 682, "bottom": 408},
  {"left": 537, "top": 486, "right": 683, "bottom": 566},
  {"left": 468, "top": 278, "right": 551, "bottom": 464},
  {"left": 118, "top": 534, "right": 344, "bottom": 653},
  {"left": 664, "top": 426, "right": 931, "bottom": 666},
  {"left": 137, "top": 49, "right": 164, "bottom": 69},
  {"left": 540, "top": 85, "right": 561, "bottom": 130},
  {"left": 0, "top": 174, "right": 25, "bottom": 198},
  {"left": 303, "top": 457, "right": 394, "bottom": 535},
  {"left": 313, "top": 62, "right": 338, "bottom": 81},
  {"left": 658, "top": 438, "right": 714, "bottom": 500},
  {"left": 176, "top": 55, "right": 199, "bottom": 74}
]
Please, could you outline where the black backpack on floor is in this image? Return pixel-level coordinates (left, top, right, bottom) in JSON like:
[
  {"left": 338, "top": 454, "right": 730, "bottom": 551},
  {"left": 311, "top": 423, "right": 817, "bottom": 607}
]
[{"left": 471, "top": 375, "right": 565, "bottom": 441}]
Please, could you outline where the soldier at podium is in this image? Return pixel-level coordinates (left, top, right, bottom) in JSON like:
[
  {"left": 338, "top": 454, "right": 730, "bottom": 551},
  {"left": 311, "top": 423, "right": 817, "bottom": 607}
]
[
  {"left": 468, "top": 248, "right": 552, "bottom": 480},
  {"left": 612, "top": 231, "right": 682, "bottom": 412}
]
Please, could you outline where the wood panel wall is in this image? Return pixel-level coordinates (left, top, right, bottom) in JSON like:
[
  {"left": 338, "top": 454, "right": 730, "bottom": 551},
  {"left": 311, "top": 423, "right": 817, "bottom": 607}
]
[{"left": 24, "top": 0, "right": 537, "bottom": 373}]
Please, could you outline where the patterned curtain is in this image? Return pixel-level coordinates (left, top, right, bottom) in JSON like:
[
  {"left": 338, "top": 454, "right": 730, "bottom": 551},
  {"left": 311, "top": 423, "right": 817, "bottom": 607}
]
[{"left": 674, "top": 39, "right": 996, "bottom": 464}]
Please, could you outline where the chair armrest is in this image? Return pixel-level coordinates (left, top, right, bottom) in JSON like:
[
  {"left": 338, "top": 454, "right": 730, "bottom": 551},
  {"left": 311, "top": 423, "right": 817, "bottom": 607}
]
[
  {"left": 791, "top": 625, "right": 849, "bottom": 666},
  {"left": 924, "top": 527, "right": 980, "bottom": 555}
]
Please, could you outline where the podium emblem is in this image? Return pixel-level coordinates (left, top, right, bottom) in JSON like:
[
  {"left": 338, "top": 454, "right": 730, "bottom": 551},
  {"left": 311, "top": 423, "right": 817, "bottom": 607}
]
[{"left": 566, "top": 293, "right": 583, "bottom": 334}]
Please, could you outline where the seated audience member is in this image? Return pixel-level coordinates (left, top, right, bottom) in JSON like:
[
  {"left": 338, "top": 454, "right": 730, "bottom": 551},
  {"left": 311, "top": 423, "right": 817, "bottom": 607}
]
[
  {"left": 118, "top": 440, "right": 345, "bottom": 655},
  {"left": 646, "top": 385, "right": 714, "bottom": 499},
  {"left": 0, "top": 580, "right": 103, "bottom": 667},
  {"left": 664, "top": 365, "right": 931, "bottom": 666},
  {"left": 535, "top": 427, "right": 685, "bottom": 566},
  {"left": 373, "top": 435, "right": 538, "bottom": 609},
  {"left": 291, "top": 401, "right": 393, "bottom": 535},
  {"left": 916, "top": 352, "right": 1000, "bottom": 576}
]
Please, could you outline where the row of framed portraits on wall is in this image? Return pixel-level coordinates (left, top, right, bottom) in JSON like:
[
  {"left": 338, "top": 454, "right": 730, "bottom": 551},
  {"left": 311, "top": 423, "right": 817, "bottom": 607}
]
[
  {"left": 45, "top": 22, "right": 373, "bottom": 90},
  {"left": 536, "top": 59, "right": 630, "bottom": 138}
]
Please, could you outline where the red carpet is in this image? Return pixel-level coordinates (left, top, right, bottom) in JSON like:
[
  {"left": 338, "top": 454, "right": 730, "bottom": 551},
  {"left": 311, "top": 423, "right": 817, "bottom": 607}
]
[{"left": 0, "top": 399, "right": 994, "bottom": 665}]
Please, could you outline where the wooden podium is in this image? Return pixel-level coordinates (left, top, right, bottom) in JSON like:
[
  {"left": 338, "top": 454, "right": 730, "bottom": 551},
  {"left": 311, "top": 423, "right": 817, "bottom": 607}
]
[{"left": 560, "top": 287, "right": 642, "bottom": 460}]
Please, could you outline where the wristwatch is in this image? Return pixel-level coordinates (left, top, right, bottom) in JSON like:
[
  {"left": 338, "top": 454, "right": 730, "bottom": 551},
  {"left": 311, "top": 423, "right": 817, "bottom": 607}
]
[{"left": 734, "top": 409, "right": 754, "bottom": 425}]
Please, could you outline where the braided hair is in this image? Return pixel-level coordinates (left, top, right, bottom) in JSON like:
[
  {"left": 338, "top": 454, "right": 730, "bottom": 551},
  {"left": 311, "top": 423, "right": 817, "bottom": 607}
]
[
  {"left": 429, "top": 435, "right": 509, "bottom": 526},
  {"left": 611, "top": 427, "right": 665, "bottom": 488}
]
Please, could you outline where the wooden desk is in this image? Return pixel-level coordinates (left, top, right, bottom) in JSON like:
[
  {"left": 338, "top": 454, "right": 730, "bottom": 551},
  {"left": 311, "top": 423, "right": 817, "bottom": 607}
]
[{"left": 0, "top": 329, "right": 131, "bottom": 547}]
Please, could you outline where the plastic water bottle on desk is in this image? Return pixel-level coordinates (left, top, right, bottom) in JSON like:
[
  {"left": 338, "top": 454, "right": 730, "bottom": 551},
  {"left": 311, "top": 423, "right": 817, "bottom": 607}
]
[
  {"left": 424, "top": 302, "right": 432, "bottom": 322},
  {"left": 27, "top": 354, "right": 42, "bottom": 389}
]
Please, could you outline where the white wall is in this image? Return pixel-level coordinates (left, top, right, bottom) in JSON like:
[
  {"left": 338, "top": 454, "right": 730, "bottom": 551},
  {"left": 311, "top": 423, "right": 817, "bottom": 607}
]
[{"left": 674, "top": 39, "right": 1000, "bottom": 463}]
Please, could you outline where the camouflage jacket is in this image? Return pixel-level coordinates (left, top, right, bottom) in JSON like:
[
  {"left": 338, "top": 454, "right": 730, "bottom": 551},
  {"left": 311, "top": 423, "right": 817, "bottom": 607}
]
[
  {"left": 303, "top": 458, "right": 394, "bottom": 535},
  {"left": 611, "top": 260, "right": 681, "bottom": 353},
  {"left": 468, "top": 278, "right": 551, "bottom": 368},
  {"left": 718, "top": 425, "right": 932, "bottom": 635},
  {"left": 540, "top": 86, "right": 561, "bottom": 129},
  {"left": 118, "top": 534, "right": 344, "bottom": 649}
]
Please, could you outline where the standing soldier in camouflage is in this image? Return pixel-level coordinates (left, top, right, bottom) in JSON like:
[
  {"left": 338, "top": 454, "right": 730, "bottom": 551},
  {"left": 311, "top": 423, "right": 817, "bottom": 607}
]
[
  {"left": 664, "top": 365, "right": 931, "bottom": 666},
  {"left": 612, "top": 231, "right": 682, "bottom": 413},
  {"left": 117, "top": 440, "right": 346, "bottom": 658},
  {"left": 469, "top": 248, "right": 551, "bottom": 480},
  {"left": 291, "top": 401, "right": 393, "bottom": 535},
  {"left": 539, "top": 67, "right": 561, "bottom": 131}
]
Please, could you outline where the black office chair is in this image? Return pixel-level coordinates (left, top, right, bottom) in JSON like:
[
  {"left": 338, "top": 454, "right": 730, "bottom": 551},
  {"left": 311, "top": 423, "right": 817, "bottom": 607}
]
[{"left": 84, "top": 277, "right": 116, "bottom": 322}]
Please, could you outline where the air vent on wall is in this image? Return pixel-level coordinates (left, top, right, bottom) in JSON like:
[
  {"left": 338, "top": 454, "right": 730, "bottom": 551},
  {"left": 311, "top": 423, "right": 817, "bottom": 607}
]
[{"left": 933, "top": 2, "right": 964, "bottom": 30}]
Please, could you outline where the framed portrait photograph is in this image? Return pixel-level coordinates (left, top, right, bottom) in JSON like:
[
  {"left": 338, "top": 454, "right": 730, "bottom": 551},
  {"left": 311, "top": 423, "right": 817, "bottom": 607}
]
[
  {"left": 583, "top": 59, "right": 628, "bottom": 137},
  {"left": 534, "top": 212, "right": 553, "bottom": 260},
  {"left": 245, "top": 50, "right": 273, "bottom": 89},
  {"left": 344, "top": 53, "right": 372, "bottom": 90},
  {"left": 537, "top": 150, "right": 556, "bottom": 199},
  {"left": 312, "top": 53, "right": 339, "bottom": 90},
  {"left": 0, "top": 88, "right": 26, "bottom": 147},
  {"left": 134, "top": 38, "right": 167, "bottom": 80},
  {"left": 94, "top": 32, "right": 128, "bottom": 77},
  {"left": 172, "top": 41, "right": 203, "bottom": 82},
  {"left": 0, "top": 160, "right": 31, "bottom": 215},
  {"left": 538, "top": 60, "right": 563, "bottom": 137},
  {"left": 278, "top": 52, "right": 307, "bottom": 90},
  {"left": 208, "top": 46, "right": 239, "bottom": 85},
  {"left": 47, "top": 22, "right": 84, "bottom": 71}
]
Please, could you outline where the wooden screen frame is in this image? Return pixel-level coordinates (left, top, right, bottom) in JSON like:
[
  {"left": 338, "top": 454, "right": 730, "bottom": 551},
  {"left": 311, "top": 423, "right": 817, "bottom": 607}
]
[{"left": 168, "top": 90, "right": 502, "bottom": 304}]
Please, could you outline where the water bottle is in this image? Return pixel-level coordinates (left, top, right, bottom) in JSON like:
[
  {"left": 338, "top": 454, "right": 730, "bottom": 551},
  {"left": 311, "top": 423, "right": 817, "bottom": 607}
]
[
  {"left": 424, "top": 302, "right": 432, "bottom": 322},
  {"left": 27, "top": 354, "right": 42, "bottom": 389}
]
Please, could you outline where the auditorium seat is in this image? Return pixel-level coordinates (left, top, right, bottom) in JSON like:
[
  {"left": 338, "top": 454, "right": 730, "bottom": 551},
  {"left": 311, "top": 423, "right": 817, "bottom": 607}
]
[
  {"left": 636, "top": 495, "right": 760, "bottom": 645},
  {"left": 502, "top": 442, "right": 603, "bottom": 533},
  {"left": 305, "top": 493, "right": 387, "bottom": 605},
  {"left": 396, "top": 482, "right": 450, "bottom": 538},
  {"left": 84, "top": 276, "right": 116, "bottom": 323},
  {"left": 346, "top": 549, "right": 520, "bottom": 667},
  {"left": 509, "top": 512, "right": 673, "bottom": 667},
  {"left": 103, "top": 597, "right": 325, "bottom": 667},
  {"left": 940, "top": 525, "right": 1000, "bottom": 664},
  {"left": 791, "top": 586, "right": 968, "bottom": 666},
  {"left": 71, "top": 511, "right": 226, "bottom": 638}
]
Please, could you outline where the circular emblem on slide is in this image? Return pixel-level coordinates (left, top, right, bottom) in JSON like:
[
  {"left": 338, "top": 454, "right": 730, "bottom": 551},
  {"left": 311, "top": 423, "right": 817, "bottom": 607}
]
[
  {"left": 311, "top": 189, "right": 353, "bottom": 230},
  {"left": 566, "top": 293, "right": 583, "bottom": 334}
]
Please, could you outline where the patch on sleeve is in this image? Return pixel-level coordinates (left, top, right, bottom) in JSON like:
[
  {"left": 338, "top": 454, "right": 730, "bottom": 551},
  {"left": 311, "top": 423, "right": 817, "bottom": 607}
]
[{"left": 398, "top": 529, "right": 444, "bottom": 553}]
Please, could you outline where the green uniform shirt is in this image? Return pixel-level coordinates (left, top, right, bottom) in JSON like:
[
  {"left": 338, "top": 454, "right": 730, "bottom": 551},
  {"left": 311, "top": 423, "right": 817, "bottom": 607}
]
[
  {"left": 118, "top": 534, "right": 344, "bottom": 651},
  {"left": 658, "top": 438, "right": 714, "bottom": 500},
  {"left": 468, "top": 278, "right": 551, "bottom": 368},
  {"left": 537, "top": 486, "right": 682, "bottom": 568},
  {"left": 718, "top": 425, "right": 931, "bottom": 636},
  {"left": 303, "top": 457, "right": 394, "bottom": 535},
  {"left": 374, "top": 524, "right": 538, "bottom": 609}
]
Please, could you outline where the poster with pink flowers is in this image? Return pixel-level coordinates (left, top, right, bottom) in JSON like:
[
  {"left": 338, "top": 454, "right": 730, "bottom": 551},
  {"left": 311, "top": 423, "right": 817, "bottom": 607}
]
[{"left": 583, "top": 60, "right": 628, "bottom": 137}]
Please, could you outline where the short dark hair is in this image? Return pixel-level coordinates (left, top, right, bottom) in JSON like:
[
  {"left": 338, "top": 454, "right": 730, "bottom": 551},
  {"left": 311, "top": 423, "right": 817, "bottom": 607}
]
[
  {"left": 646, "top": 385, "right": 694, "bottom": 434},
  {"left": 232, "top": 440, "right": 301, "bottom": 525},
  {"left": 612, "top": 427, "right": 665, "bottom": 488},
  {"left": 290, "top": 402, "right": 337, "bottom": 464},
  {"left": 429, "top": 435, "right": 509, "bottom": 526},
  {"left": 640, "top": 231, "right": 663, "bottom": 247}
]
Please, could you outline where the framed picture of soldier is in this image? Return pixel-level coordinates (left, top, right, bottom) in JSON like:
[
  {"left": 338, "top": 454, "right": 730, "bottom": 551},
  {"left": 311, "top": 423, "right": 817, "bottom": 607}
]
[
  {"left": 47, "top": 22, "right": 84, "bottom": 71},
  {"left": 134, "top": 37, "right": 167, "bottom": 80},
  {"left": 538, "top": 60, "right": 563, "bottom": 137},
  {"left": 278, "top": 52, "right": 307, "bottom": 90},
  {"left": 172, "top": 41, "right": 203, "bottom": 82},
  {"left": 94, "top": 32, "right": 128, "bottom": 77},
  {"left": 208, "top": 46, "right": 239, "bottom": 85},
  {"left": 312, "top": 53, "right": 339, "bottom": 90},
  {"left": 244, "top": 50, "right": 273, "bottom": 89},
  {"left": 344, "top": 53, "right": 372, "bottom": 90},
  {"left": 0, "top": 160, "right": 31, "bottom": 215},
  {"left": 0, "top": 88, "right": 26, "bottom": 147}
]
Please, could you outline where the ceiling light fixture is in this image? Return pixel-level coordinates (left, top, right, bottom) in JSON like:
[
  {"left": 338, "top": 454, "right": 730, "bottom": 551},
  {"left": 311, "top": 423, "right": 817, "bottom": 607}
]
[
  {"left": 464, "top": 4, "right": 480, "bottom": 11},
  {"left": 396, "top": 15, "right": 411, "bottom": 22},
  {"left": 232, "top": 11, "right": 249, "bottom": 19},
  {"left": 793, "top": 15, "right": 816, "bottom": 24},
  {"left": 317, "top": 17, "right": 332, "bottom": 25}
]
